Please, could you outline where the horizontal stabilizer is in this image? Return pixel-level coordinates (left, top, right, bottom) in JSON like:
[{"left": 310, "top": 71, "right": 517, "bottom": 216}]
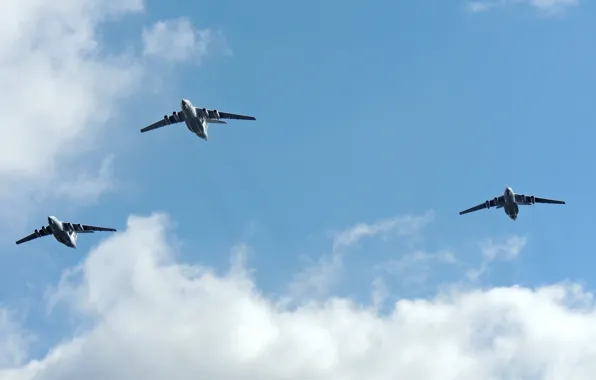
[{"left": 207, "top": 119, "right": 227, "bottom": 124}]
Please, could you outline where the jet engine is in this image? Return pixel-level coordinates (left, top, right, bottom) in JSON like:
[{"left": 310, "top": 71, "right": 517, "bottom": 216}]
[
  {"left": 163, "top": 115, "right": 170, "bottom": 124},
  {"left": 64, "top": 222, "right": 74, "bottom": 231},
  {"left": 74, "top": 224, "right": 84, "bottom": 232},
  {"left": 485, "top": 200, "right": 490, "bottom": 209},
  {"left": 212, "top": 110, "right": 220, "bottom": 119},
  {"left": 529, "top": 196, "right": 535, "bottom": 204},
  {"left": 493, "top": 197, "right": 498, "bottom": 205}
]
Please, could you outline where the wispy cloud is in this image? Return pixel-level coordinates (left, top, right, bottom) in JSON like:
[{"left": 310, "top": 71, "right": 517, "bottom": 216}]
[
  {"left": 331, "top": 211, "right": 434, "bottom": 252},
  {"left": 142, "top": 17, "right": 231, "bottom": 63},
  {"left": 289, "top": 211, "right": 435, "bottom": 300},
  {"left": 467, "top": 235, "right": 527, "bottom": 281},
  {"left": 379, "top": 250, "right": 458, "bottom": 286},
  {"left": 52, "top": 155, "right": 116, "bottom": 204},
  {"left": 467, "top": 0, "right": 578, "bottom": 14},
  {"left": 0, "top": 309, "right": 32, "bottom": 368},
  {"left": 371, "top": 276, "right": 388, "bottom": 309}
]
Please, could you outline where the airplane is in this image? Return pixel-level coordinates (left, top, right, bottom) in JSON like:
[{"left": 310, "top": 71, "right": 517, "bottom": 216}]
[
  {"left": 15, "top": 216, "right": 116, "bottom": 248},
  {"left": 459, "top": 187, "right": 565, "bottom": 221},
  {"left": 140, "top": 98, "right": 256, "bottom": 140}
]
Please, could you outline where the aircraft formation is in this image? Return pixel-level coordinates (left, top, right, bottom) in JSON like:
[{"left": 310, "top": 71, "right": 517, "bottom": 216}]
[{"left": 15, "top": 98, "right": 564, "bottom": 248}]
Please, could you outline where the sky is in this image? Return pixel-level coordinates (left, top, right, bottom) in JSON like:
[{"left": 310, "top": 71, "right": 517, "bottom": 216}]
[{"left": 0, "top": 0, "right": 594, "bottom": 378}]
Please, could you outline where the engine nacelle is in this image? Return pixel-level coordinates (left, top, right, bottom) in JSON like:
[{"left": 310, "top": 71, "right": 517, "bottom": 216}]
[
  {"left": 485, "top": 200, "right": 490, "bottom": 209},
  {"left": 166, "top": 112, "right": 179, "bottom": 124},
  {"left": 529, "top": 196, "right": 535, "bottom": 204},
  {"left": 493, "top": 197, "right": 498, "bottom": 204},
  {"left": 64, "top": 222, "right": 74, "bottom": 231},
  {"left": 34, "top": 229, "right": 40, "bottom": 236},
  {"left": 73, "top": 224, "right": 84, "bottom": 232},
  {"left": 163, "top": 115, "right": 171, "bottom": 124},
  {"left": 212, "top": 109, "right": 220, "bottom": 119}
]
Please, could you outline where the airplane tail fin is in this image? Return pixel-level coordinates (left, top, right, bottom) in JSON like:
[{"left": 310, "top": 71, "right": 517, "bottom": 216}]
[{"left": 207, "top": 119, "right": 227, "bottom": 124}]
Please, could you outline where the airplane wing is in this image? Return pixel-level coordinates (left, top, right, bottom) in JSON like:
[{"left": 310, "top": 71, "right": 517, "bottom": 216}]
[
  {"left": 140, "top": 111, "right": 186, "bottom": 133},
  {"left": 515, "top": 194, "right": 566, "bottom": 206},
  {"left": 62, "top": 222, "right": 117, "bottom": 233},
  {"left": 15, "top": 226, "right": 52, "bottom": 245},
  {"left": 459, "top": 196, "right": 505, "bottom": 215},
  {"left": 205, "top": 109, "right": 256, "bottom": 121}
]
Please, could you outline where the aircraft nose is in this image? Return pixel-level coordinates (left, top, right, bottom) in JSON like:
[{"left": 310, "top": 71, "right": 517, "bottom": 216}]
[{"left": 47, "top": 217, "right": 52, "bottom": 224}]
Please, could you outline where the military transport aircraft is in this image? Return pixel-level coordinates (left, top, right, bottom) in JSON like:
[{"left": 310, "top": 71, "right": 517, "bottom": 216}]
[
  {"left": 459, "top": 187, "right": 565, "bottom": 221},
  {"left": 140, "top": 98, "right": 256, "bottom": 140},
  {"left": 16, "top": 216, "right": 116, "bottom": 248}
]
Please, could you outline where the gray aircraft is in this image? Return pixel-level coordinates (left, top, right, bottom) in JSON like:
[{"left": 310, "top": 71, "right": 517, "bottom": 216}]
[
  {"left": 459, "top": 187, "right": 565, "bottom": 221},
  {"left": 15, "top": 216, "right": 116, "bottom": 248},
  {"left": 140, "top": 98, "right": 256, "bottom": 140}
]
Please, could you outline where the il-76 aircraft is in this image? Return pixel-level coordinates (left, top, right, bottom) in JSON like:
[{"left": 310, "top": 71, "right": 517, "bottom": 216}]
[
  {"left": 459, "top": 187, "right": 565, "bottom": 221},
  {"left": 140, "top": 98, "right": 256, "bottom": 140},
  {"left": 15, "top": 216, "right": 116, "bottom": 248}
]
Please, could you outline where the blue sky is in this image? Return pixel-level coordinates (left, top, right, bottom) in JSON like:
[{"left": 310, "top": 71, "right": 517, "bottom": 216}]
[{"left": 0, "top": 0, "right": 594, "bottom": 374}]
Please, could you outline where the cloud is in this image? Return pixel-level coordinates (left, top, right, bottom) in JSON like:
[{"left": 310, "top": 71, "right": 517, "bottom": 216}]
[
  {"left": 2, "top": 214, "right": 596, "bottom": 379},
  {"left": 0, "top": 0, "right": 223, "bottom": 225},
  {"left": 467, "top": 235, "right": 527, "bottom": 281},
  {"left": 379, "top": 250, "right": 458, "bottom": 285},
  {"left": 142, "top": 17, "right": 231, "bottom": 63},
  {"left": 289, "top": 211, "right": 435, "bottom": 299},
  {"left": 370, "top": 277, "right": 388, "bottom": 308},
  {"left": 331, "top": 211, "right": 434, "bottom": 252},
  {"left": 467, "top": 0, "right": 578, "bottom": 14},
  {"left": 51, "top": 155, "right": 116, "bottom": 204},
  {"left": 0, "top": 309, "right": 32, "bottom": 368}
]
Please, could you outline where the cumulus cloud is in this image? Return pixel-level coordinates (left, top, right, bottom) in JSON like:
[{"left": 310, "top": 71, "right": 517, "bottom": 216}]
[
  {"left": 0, "top": 0, "right": 220, "bottom": 226},
  {"left": 289, "top": 211, "right": 434, "bottom": 299},
  {"left": 142, "top": 17, "right": 231, "bottom": 63},
  {"left": 0, "top": 214, "right": 595, "bottom": 379},
  {"left": 467, "top": 0, "right": 579, "bottom": 14}
]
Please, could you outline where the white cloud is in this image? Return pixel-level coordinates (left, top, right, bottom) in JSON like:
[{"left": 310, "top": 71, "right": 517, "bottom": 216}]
[
  {"left": 0, "top": 0, "right": 222, "bottom": 226},
  {"left": 52, "top": 155, "right": 116, "bottom": 203},
  {"left": 289, "top": 211, "right": 434, "bottom": 299},
  {"left": 370, "top": 277, "right": 388, "bottom": 308},
  {"left": 380, "top": 250, "right": 458, "bottom": 285},
  {"left": 0, "top": 309, "right": 32, "bottom": 369},
  {"left": 2, "top": 214, "right": 596, "bottom": 379},
  {"left": 467, "top": 0, "right": 578, "bottom": 13},
  {"left": 142, "top": 17, "right": 230, "bottom": 63},
  {"left": 331, "top": 210, "right": 434, "bottom": 252},
  {"left": 467, "top": 235, "right": 527, "bottom": 281}
]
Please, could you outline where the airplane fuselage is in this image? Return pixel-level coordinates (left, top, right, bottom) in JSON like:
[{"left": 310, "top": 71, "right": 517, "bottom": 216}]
[
  {"left": 503, "top": 187, "right": 519, "bottom": 221},
  {"left": 47, "top": 216, "right": 77, "bottom": 248},
  {"left": 180, "top": 99, "right": 208, "bottom": 140}
]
